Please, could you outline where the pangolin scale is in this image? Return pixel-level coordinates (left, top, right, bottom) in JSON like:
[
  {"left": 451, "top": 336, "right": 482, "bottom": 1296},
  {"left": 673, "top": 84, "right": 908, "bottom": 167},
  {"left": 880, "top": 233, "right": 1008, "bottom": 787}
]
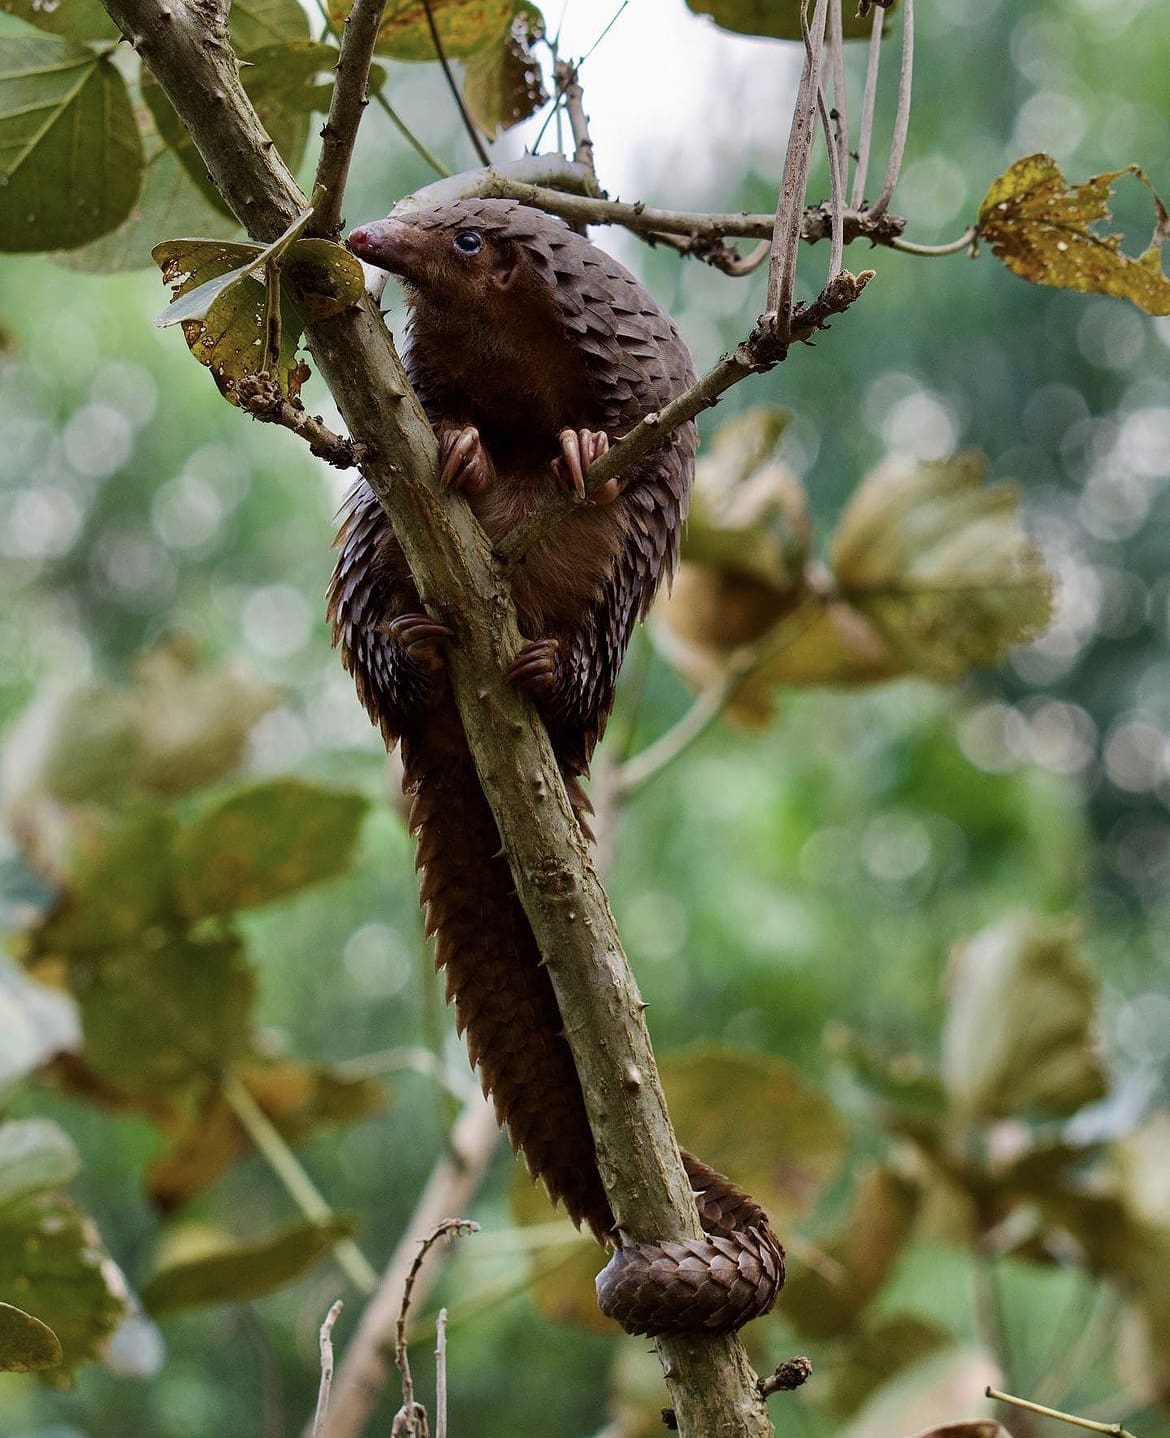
[{"left": 328, "top": 197, "right": 783, "bottom": 1335}]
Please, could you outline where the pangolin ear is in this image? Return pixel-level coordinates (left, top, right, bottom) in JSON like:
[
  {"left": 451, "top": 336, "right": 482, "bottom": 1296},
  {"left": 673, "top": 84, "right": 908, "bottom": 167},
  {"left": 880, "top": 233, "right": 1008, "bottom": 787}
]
[{"left": 489, "top": 245, "right": 521, "bottom": 291}]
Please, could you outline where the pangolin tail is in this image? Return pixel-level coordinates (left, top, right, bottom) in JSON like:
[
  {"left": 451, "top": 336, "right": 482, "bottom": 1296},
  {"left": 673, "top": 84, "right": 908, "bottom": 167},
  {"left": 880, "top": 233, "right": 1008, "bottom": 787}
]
[{"left": 401, "top": 693, "right": 614, "bottom": 1242}]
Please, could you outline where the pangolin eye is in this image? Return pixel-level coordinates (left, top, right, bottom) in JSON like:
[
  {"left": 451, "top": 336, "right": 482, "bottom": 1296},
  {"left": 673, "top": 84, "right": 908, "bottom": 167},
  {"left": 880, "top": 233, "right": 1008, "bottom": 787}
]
[{"left": 452, "top": 229, "right": 483, "bottom": 256}]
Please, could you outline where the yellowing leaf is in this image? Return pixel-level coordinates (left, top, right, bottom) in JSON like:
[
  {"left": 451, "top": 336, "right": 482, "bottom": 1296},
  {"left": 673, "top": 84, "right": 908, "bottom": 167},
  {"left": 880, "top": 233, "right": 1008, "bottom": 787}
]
[
  {"left": 142, "top": 1216, "right": 357, "bottom": 1315},
  {"left": 830, "top": 452, "right": 1053, "bottom": 681},
  {"left": 175, "top": 779, "right": 369, "bottom": 917},
  {"left": 977, "top": 153, "right": 1170, "bottom": 316},
  {"left": 0, "top": 37, "right": 143, "bottom": 252},
  {"left": 330, "top": 0, "right": 513, "bottom": 60},
  {"left": 462, "top": 4, "right": 547, "bottom": 139},
  {"left": 941, "top": 911, "right": 1107, "bottom": 1123},
  {"left": 661, "top": 1045, "right": 849, "bottom": 1226},
  {"left": 0, "top": 1302, "right": 62, "bottom": 1374}
]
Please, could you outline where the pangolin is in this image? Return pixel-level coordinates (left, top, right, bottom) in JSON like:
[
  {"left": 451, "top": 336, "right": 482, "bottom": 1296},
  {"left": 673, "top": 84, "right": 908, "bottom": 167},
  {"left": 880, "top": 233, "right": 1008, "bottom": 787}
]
[{"left": 328, "top": 197, "right": 783, "bottom": 1335}]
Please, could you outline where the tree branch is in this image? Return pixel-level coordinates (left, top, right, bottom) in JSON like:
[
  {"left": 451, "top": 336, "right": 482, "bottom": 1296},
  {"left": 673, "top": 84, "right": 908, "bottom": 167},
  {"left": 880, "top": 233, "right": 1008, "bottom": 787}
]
[
  {"left": 100, "top": 5, "right": 779, "bottom": 1433},
  {"left": 314, "top": 0, "right": 388, "bottom": 237},
  {"left": 554, "top": 59, "right": 595, "bottom": 178},
  {"left": 499, "top": 271, "right": 874, "bottom": 567}
]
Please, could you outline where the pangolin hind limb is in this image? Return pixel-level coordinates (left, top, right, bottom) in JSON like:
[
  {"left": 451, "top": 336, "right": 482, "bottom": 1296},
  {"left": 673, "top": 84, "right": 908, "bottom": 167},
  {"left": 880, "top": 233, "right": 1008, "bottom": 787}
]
[{"left": 328, "top": 198, "right": 783, "bottom": 1335}]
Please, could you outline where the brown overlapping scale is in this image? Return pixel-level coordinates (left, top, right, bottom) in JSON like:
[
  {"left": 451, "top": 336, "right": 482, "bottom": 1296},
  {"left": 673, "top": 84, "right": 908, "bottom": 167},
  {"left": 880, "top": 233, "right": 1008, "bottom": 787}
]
[{"left": 327, "top": 198, "right": 783, "bottom": 1335}]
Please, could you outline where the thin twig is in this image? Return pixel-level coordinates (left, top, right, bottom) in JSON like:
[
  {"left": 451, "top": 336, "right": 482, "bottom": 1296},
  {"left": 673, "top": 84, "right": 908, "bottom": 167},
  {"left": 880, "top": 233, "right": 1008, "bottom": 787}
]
[
  {"left": 312, "top": 0, "right": 449, "bottom": 177},
  {"left": 421, "top": 0, "right": 491, "bottom": 166},
  {"left": 321, "top": 1095, "right": 499, "bottom": 1438},
  {"left": 807, "top": 5, "right": 845, "bottom": 285},
  {"left": 392, "top": 1221, "right": 478, "bottom": 1438},
  {"left": 870, "top": 0, "right": 914, "bottom": 218},
  {"left": 314, "top": 0, "right": 387, "bottom": 235},
  {"left": 312, "top": 1300, "right": 344, "bottom": 1438},
  {"left": 554, "top": 60, "right": 595, "bottom": 178},
  {"left": 500, "top": 271, "right": 874, "bottom": 567},
  {"left": 986, "top": 1389, "right": 1139, "bottom": 1438},
  {"left": 236, "top": 375, "right": 363, "bottom": 468},
  {"left": 617, "top": 594, "right": 822, "bottom": 796},
  {"left": 767, "top": 0, "right": 831, "bottom": 319},
  {"left": 851, "top": 2, "right": 884, "bottom": 208},
  {"left": 434, "top": 1309, "right": 449, "bottom": 1438},
  {"left": 222, "top": 1073, "right": 379, "bottom": 1295},
  {"left": 828, "top": 0, "right": 849, "bottom": 201},
  {"left": 888, "top": 225, "right": 977, "bottom": 256}
]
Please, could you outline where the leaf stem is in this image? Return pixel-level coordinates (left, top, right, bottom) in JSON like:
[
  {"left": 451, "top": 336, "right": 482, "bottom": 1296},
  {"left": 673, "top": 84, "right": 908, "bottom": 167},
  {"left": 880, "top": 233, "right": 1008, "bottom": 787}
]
[
  {"left": 420, "top": 0, "right": 490, "bottom": 166},
  {"left": 888, "top": 226, "right": 977, "bottom": 256},
  {"left": 222, "top": 1072, "right": 378, "bottom": 1295},
  {"left": 986, "top": 1388, "right": 1139, "bottom": 1438}
]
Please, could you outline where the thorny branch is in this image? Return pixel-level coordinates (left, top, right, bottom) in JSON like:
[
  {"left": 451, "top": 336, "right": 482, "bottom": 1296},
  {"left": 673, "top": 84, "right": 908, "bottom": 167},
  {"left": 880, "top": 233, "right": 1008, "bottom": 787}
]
[
  {"left": 555, "top": 59, "right": 596, "bottom": 179},
  {"left": 313, "top": 0, "right": 388, "bottom": 236}
]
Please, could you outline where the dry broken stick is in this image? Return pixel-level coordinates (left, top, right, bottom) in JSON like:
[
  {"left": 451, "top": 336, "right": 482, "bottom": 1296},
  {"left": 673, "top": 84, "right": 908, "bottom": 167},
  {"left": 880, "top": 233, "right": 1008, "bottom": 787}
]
[{"left": 312, "top": 1300, "right": 345, "bottom": 1438}]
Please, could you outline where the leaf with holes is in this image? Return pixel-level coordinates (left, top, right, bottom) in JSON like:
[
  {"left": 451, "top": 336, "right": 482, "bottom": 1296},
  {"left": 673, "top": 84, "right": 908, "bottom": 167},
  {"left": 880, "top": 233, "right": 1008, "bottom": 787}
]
[
  {"left": 0, "top": 37, "right": 143, "bottom": 252},
  {"left": 977, "top": 153, "right": 1170, "bottom": 316},
  {"left": 142, "top": 1216, "right": 357, "bottom": 1315},
  {"left": 462, "top": 4, "right": 547, "bottom": 138},
  {"left": 329, "top": 0, "right": 513, "bottom": 60}
]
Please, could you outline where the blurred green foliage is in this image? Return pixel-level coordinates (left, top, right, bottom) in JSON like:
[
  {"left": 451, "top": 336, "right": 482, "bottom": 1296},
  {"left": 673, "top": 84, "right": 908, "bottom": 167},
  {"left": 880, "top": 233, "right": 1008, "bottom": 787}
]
[{"left": 2, "top": 0, "right": 1170, "bottom": 1436}]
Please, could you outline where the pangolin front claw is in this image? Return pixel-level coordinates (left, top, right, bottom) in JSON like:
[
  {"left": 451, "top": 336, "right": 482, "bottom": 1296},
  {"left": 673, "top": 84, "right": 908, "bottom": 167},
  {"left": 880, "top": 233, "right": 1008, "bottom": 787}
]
[
  {"left": 384, "top": 612, "right": 454, "bottom": 671},
  {"left": 552, "top": 428, "right": 611, "bottom": 501},
  {"left": 440, "top": 424, "right": 493, "bottom": 495},
  {"left": 505, "top": 637, "right": 561, "bottom": 699}
]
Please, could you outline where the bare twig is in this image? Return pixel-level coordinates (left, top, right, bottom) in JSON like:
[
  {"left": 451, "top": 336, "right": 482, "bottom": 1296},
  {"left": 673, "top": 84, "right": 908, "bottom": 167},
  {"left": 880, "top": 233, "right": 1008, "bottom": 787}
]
[
  {"left": 236, "top": 376, "right": 363, "bottom": 468},
  {"left": 870, "top": 0, "right": 914, "bottom": 219},
  {"left": 421, "top": 0, "right": 491, "bottom": 166},
  {"left": 392, "top": 1221, "right": 478, "bottom": 1438},
  {"left": 767, "top": 0, "right": 831, "bottom": 319},
  {"left": 222, "top": 1073, "right": 379, "bottom": 1295},
  {"left": 435, "top": 1309, "right": 450, "bottom": 1438},
  {"left": 850, "top": 2, "right": 884, "bottom": 208},
  {"left": 827, "top": 0, "right": 849, "bottom": 201},
  {"left": 321, "top": 1095, "right": 499, "bottom": 1438},
  {"left": 889, "top": 226, "right": 977, "bottom": 257},
  {"left": 500, "top": 271, "right": 874, "bottom": 567},
  {"left": 314, "top": 0, "right": 387, "bottom": 236},
  {"left": 554, "top": 60, "right": 595, "bottom": 178},
  {"left": 312, "top": 1301, "right": 344, "bottom": 1438},
  {"left": 807, "top": 5, "right": 845, "bottom": 284},
  {"left": 986, "top": 1389, "right": 1139, "bottom": 1438}
]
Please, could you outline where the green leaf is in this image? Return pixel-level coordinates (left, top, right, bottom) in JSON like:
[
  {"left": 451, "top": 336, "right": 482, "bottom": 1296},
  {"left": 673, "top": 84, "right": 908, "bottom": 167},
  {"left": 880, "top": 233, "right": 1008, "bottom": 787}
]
[
  {"left": 0, "top": 0, "right": 117, "bottom": 41},
  {"left": 29, "top": 807, "right": 179, "bottom": 956},
  {"left": 827, "top": 1315, "right": 952, "bottom": 1416},
  {"left": 829, "top": 452, "right": 1054, "bottom": 681},
  {"left": 241, "top": 39, "right": 340, "bottom": 171},
  {"left": 72, "top": 932, "right": 255, "bottom": 1100},
  {"left": 142, "top": 1216, "right": 357, "bottom": 1315},
  {"left": 660, "top": 1045, "right": 849, "bottom": 1226},
  {"left": 941, "top": 911, "right": 1108, "bottom": 1123},
  {"left": 55, "top": 135, "right": 243, "bottom": 274},
  {"left": 977, "top": 153, "right": 1170, "bottom": 316},
  {"left": 329, "top": 0, "right": 513, "bottom": 60},
  {"left": 175, "top": 779, "right": 369, "bottom": 917},
  {"left": 0, "top": 1120, "right": 80, "bottom": 1206},
  {"left": 0, "top": 1302, "right": 62, "bottom": 1374},
  {"left": 461, "top": 4, "right": 547, "bottom": 139},
  {"left": 229, "top": 0, "right": 310, "bottom": 49},
  {"left": 0, "top": 1133, "right": 128, "bottom": 1380},
  {"left": 0, "top": 37, "right": 143, "bottom": 252},
  {"left": 283, "top": 236, "right": 367, "bottom": 319},
  {"left": 685, "top": 0, "right": 892, "bottom": 42},
  {"left": 141, "top": 69, "right": 234, "bottom": 221}
]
